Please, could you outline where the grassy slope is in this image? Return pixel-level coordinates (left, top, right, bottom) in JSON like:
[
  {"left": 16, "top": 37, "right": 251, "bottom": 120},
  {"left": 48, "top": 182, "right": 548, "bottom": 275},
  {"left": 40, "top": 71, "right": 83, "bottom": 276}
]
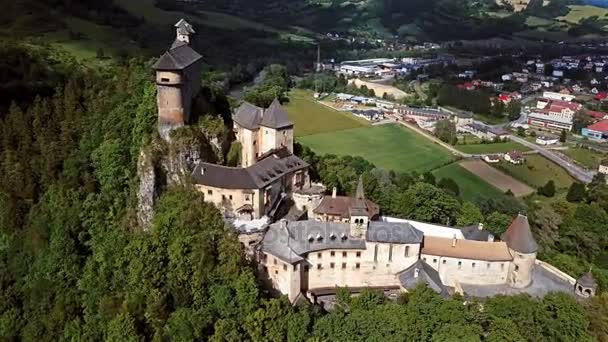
[
  {"left": 562, "top": 147, "right": 607, "bottom": 169},
  {"left": 559, "top": 5, "right": 608, "bottom": 23},
  {"left": 455, "top": 141, "right": 531, "bottom": 154},
  {"left": 297, "top": 124, "right": 455, "bottom": 174},
  {"left": 494, "top": 154, "right": 574, "bottom": 189},
  {"left": 432, "top": 163, "right": 505, "bottom": 201},
  {"left": 284, "top": 90, "right": 369, "bottom": 137}
]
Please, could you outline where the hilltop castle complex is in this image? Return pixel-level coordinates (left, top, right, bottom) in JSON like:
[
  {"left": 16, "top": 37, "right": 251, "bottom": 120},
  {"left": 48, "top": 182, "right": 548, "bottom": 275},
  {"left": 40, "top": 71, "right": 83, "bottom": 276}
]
[{"left": 154, "top": 20, "right": 597, "bottom": 305}]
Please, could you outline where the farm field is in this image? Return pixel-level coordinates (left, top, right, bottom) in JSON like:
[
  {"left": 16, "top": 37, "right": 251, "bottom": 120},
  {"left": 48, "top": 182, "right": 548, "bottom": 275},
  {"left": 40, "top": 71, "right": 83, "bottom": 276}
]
[
  {"left": 297, "top": 124, "right": 455, "bottom": 174},
  {"left": 561, "top": 147, "right": 607, "bottom": 169},
  {"left": 284, "top": 90, "right": 369, "bottom": 137},
  {"left": 456, "top": 141, "right": 531, "bottom": 154},
  {"left": 432, "top": 163, "right": 507, "bottom": 201},
  {"left": 494, "top": 155, "right": 574, "bottom": 189},
  {"left": 559, "top": 5, "right": 608, "bottom": 24},
  {"left": 459, "top": 160, "right": 534, "bottom": 197}
]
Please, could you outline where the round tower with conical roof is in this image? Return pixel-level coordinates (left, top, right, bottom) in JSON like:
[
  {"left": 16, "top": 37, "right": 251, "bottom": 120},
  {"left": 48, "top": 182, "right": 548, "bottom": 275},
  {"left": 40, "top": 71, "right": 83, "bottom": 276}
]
[{"left": 502, "top": 214, "right": 538, "bottom": 288}]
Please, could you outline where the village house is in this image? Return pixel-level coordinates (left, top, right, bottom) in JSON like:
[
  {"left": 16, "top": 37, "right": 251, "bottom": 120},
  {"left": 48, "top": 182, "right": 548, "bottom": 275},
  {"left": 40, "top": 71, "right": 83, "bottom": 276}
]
[
  {"left": 482, "top": 154, "right": 501, "bottom": 164},
  {"left": 528, "top": 98, "right": 581, "bottom": 132},
  {"left": 535, "top": 135, "right": 559, "bottom": 146},
  {"left": 460, "top": 123, "right": 508, "bottom": 141},
  {"left": 505, "top": 151, "right": 525, "bottom": 164},
  {"left": 582, "top": 120, "right": 608, "bottom": 141}
]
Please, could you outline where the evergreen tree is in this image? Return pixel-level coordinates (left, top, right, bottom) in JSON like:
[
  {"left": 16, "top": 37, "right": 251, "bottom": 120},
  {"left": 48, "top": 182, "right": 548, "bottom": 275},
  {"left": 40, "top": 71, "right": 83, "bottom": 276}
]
[{"left": 566, "top": 182, "right": 586, "bottom": 202}]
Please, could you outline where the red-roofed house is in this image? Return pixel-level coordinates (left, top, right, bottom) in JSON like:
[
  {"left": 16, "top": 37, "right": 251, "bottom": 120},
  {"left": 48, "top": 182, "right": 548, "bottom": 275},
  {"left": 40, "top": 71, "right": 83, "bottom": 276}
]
[
  {"left": 595, "top": 92, "right": 608, "bottom": 101},
  {"left": 582, "top": 120, "right": 608, "bottom": 141},
  {"left": 528, "top": 98, "right": 581, "bottom": 131},
  {"left": 586, "top": 110, "right": 608, "bottom": 121},
  {"left": 504, "top": 151, "right": 525, "bottom": 165},
  {"left": 498, "top": 94, "right": 512, "bottom": 104}
]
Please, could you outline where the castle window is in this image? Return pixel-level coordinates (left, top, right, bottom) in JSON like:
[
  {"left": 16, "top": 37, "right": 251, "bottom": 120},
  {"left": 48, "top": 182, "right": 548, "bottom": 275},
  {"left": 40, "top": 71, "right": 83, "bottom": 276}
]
[
  {"left": 374, "top": 245, "right": 378, "bottom": 262},
  {"left": 229, "top": 195, "right": 233, "bottom": 200},
  {"left": 355, "top": 263, "right": 361, "bottom": 269},
  {"left": 245, "top": 195, "right": 250, "bottom": 201},
  {"left": 161, "top": 77, "right": 170, "bottom": 82},
  {"left": 442, "top": 260, "right": 446, "bottom": 264},
  {"left": 317, "top": 264, "right": 322, "bottom": 270},
  {"left": 207, "top": 190, "right": 213, "bottom": 195},
  {"left": 304, "top": 265, "right": 310, "bottom": 272},
  {"left": 501, "top": 263, "right": 505, "bottom": 270},
  {"left": 515, "top": 265, "right": 519, "bottom": 271},
  {"left": 293, "top": 264, "right": 298, "bottom": 271},
  {"left": 283, "top": 264, "right": 287, "bottom": 271},
  {"left": 330, "top": 251, "right": 335, "bottom": 257},
  {"left": 330, "top": 262, "right": 335, "bottom": 269},
  {"left": 274, "top": 258, "right": 277, "bottom": 265},
  {"left": 388, "top": 244, "right": 393, "bottom": 262},
  {"left": 342, "top": 263, "right": 346, "bottom": 269},
  {"left": 342, "top": 252, "right": 347, "bottom": 257},
  {"left": 472, "top": 263, "right": 476, "bottom": 268},
  {"left": 458, "top": 261, "right": 462, "bottom": 269},
  {"left": 433, "top": 258, "right": 437, "bottom": 263},
  {"left": 404, "top": 246, "right": 410, "bottom": 257},
  {"left": 318, "top": 252, "right": 322, "bottom": 259},
  {"left": 487, "top": 263, "right": 491, "bottom": 269},
  {"left": 275, "top": 270, "right": 278, "bottom": 275},
  {"left": 356, "top": 252, "right": 361, "bottom": 258}
]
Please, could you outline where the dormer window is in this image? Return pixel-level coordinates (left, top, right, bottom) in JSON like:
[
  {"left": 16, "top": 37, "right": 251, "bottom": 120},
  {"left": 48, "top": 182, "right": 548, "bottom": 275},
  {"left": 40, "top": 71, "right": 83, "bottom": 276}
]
[
  {"left": 308, "top": 235, "right": 314, "bottom": 243},
  {"left": 330, "top": 234, "right": 336, "bottom": 241}
]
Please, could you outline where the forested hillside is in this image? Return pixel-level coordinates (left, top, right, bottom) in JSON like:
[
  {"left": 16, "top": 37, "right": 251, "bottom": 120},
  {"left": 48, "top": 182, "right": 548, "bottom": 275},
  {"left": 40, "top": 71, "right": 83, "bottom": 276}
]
[{"left": 0, "top": 42, "right": 607, "bottom": 340}]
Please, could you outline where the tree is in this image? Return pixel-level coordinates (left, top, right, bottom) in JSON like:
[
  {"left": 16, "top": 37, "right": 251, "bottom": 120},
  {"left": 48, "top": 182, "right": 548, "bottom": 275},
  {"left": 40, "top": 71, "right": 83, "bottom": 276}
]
[
  {"left": 560, "top": 129, "right": 567, "bottom": 143},
  {"left": 566, "top": 182, "right": 586, "bottom": 202},
  {"left": 457, "top": 201, "right": 484, "bottom": 226},
  {"left": 422, "top": 172, "right": 436, "bottom": 185},
  {"left": 438, "top": 177, "right": 460, "bottom": 197},
  {"left": 434, "top": 119, "right": 457, "bottom": 144},
  {"left": 485, "top": 212, "right": 512, "bottom": 236},
  {"left": 506, "top": 101, "right": 522, "bottom": 121},
  {"left": 397, "top": 183, "right": 461, "bottom": 224},
  {"left": 517, "top": 126, "right": 526, "bottom": 137},
  {"left": 538, "top": 180, "right": 556, "bottom": 197}
]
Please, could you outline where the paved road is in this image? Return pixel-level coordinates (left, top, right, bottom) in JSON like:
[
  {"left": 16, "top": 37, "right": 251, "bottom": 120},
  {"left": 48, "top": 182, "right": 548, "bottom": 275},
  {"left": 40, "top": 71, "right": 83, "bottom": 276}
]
[{"left": 509, "top": 135, "right": 597, "bottom": 183}]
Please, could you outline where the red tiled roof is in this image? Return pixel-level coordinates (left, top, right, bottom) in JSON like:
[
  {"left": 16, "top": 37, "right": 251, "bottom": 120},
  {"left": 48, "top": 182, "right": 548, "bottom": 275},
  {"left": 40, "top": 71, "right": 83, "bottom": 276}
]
[
  {"left": 595, "top": 92, "right": 608, "bottom": 100},
  {"left": 587, "top": 120, "right": 608, "bottom": 133},
  {"left": 586, "top": 110, "right": 608, "bottom": 120},
  {"left": 547, "top": 99, "right": 581, "bottom": 111}
]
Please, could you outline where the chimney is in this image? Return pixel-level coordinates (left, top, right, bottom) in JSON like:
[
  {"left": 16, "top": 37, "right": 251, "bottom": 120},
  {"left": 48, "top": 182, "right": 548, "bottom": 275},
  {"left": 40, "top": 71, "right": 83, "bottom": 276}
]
[
  {"left": 452, "top": 234, "right": 457, "bottom": 248},
  {"left": 332, "top": 187, "right": 337, "bottom": 198},
  {"left": 414, "top": 268, "right": 419, "bottom": 278},
  {"left": 478, "top": 222, "right": 484, "bottom": 231}
]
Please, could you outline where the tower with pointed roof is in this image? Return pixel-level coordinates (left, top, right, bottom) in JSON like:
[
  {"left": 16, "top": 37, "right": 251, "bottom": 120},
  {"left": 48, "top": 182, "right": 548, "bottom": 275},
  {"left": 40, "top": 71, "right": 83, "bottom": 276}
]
[
  {"left": 502, "top": 214, "right": 538, "bottom": 288},
  {"left": 153, "top": 19, "right": 204, "bottom": 140},
  {"left": 232, "top": 99, "right": 294, "bottom": 168},
  {"left": 350, "top": 176, "right": 370, "bottom": 237}
]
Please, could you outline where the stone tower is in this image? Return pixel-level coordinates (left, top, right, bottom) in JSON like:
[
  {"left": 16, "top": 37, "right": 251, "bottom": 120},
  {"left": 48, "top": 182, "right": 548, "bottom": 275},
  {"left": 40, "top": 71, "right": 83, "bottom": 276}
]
[
  {"left": 575, "top": 272, "right": 597, "bottom": 298},
  {"left": 153, "top": 19, "right": 204, "bottom": 140},
  {"left": 502, "top": 214, "right": 538, "bottom": 288},
  {"left": 350, "top": 176, "right": 369, "bottom": 237}
]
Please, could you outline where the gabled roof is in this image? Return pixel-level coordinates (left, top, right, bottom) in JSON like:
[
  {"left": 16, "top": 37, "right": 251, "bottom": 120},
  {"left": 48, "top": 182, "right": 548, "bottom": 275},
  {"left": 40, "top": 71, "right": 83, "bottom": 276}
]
[
  {"left": 175, "top": 18, "right": 195, "bottom": 35},
  {"left": 192, "top": 152, "right": 308, "bottom": 190},
  {"left": 233, "top": 100, "right": 293, "bottom": 130},
  {"left": 398, "top": 260, "right": 450, "bottom": 297},
  {"left": 422, "top": 236, "right": 513, "bottom": 261},
  {"left": 233, "top": 102, "right": 263, "bottom": 130},
  {"left": 587, "top": 119, "right": 608, "bottom": 133},
  {"left": 313, "top": 196, "right": 379, "bottom": 219},
  {"left": 460, "top": 224, "right": 494, "bottom": 242},
  {"left": 501, "top": 214, "right": 538, "bottom": 254},
  {"left": 153, "top": 44, "right": 203, "bottom": 71},
  {"left": 260, "top": 99, "right": 293, "bottom": 129}
]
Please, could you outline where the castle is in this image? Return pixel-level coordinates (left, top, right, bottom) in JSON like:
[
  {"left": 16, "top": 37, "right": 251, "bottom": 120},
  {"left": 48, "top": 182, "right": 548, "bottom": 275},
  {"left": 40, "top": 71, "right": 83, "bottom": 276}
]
[{"left": 153, "top": 20, "right": 597, "bottom": 305}]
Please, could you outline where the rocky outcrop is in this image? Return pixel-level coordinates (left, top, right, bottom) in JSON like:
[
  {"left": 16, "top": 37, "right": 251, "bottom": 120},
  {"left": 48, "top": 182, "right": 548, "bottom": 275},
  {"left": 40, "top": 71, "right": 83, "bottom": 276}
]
[{"left": 137, "top": 149, "right": 157, "bottom": 231}]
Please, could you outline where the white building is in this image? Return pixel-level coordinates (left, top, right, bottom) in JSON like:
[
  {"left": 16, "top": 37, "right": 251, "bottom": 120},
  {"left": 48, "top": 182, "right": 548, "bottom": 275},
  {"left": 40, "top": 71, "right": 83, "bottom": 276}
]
[
  {"left": 542, "top": 91, "right": 576, "bottom": 102},
  {"left": 535, "top": 136, "right": 559, "bottom": 146}
]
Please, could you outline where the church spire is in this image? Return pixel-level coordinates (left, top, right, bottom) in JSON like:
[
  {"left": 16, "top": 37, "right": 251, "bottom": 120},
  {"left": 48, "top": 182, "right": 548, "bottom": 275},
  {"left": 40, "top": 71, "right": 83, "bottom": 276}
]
[{"left": 174, "top": 18, "right": 195, "bottom": 45}]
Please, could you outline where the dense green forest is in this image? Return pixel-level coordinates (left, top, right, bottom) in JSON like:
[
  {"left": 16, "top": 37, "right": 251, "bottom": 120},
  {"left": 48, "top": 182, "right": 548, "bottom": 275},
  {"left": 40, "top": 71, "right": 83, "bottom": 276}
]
[{"left": 2, "top": 39, "right": 608, "bottom": 341}]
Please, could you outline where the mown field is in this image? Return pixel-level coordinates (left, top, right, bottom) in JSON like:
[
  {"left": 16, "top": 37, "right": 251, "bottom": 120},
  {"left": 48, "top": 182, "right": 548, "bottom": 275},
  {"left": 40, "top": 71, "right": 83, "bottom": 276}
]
[
  {"left": 559, "top": 5, "right": 608, "bottom": 23},
  {"left": 432, "top": 163, "right": 506, "bottom": 201},
  {"left": 562, "top": 147, "right": 607, "bottom": 169},
  {"left": 297, "top": 124, "right": 456, "bottom": 174},
  {"left": 494, "top": 154, "right": 574, "bottom": 189},
  {"left": 284, "top": 90, "right": 369, "bottom": 137},
  {"left": 456, "top": 141, "right": 531, "bottom": 154}
]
